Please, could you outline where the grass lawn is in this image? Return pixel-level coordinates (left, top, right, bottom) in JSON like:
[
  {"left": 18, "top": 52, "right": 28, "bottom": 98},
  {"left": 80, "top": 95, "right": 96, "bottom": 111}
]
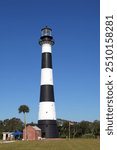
[{"left": 0, "top": 139, "right": 100, "bottom": 150}]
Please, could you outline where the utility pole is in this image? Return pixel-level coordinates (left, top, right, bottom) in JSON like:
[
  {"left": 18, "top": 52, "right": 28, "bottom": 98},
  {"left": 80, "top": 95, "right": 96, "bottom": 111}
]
[{"left": 69, "top": 122, "right": 70, "bottom": 140}]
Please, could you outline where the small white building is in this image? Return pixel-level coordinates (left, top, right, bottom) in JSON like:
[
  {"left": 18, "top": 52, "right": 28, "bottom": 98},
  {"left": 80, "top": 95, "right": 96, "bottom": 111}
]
[{"left": 3, "top": 132, "right": 14, "bottom": 141}]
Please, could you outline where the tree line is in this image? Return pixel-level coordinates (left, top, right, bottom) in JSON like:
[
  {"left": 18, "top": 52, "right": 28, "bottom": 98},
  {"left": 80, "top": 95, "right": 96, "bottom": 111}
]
[
  {"left": 0, "top": 117, "right": 100, "bottom": 139},
  {"left": 57, "top": 119, "right": 100, "bottom": 138}
]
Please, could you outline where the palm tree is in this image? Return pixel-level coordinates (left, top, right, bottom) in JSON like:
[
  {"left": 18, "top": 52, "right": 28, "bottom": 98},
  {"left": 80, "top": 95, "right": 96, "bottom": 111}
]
[{"left": 18, "top": 105, "right": 29, "bottom": 140}]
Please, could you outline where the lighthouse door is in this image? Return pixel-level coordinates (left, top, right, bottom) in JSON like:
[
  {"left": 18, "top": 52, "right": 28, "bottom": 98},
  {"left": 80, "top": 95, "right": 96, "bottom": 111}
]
[{"left": 42, "top": 132, "right": 45, "bottom": 138}]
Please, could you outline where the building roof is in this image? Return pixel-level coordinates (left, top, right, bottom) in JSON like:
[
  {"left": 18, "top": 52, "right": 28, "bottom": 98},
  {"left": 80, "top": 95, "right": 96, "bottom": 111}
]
[{"left": 32, "top": 126, "right": 41, "bottom": 131}]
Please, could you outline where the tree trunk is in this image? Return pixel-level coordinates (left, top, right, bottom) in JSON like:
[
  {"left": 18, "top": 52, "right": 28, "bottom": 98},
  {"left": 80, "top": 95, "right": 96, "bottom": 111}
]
[{"left": 24, "top": 113, "right": 27, "bottom": 140}]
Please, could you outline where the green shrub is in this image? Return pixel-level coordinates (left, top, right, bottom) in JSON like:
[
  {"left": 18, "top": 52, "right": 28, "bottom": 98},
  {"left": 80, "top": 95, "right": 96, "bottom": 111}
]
[{"left": 81, "top": 134, "right": 95, "bottom": 139}]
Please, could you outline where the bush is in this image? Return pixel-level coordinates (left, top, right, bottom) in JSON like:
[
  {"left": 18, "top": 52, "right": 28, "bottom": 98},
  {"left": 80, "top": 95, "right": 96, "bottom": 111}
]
[{"left": 81, "top": 134, "right": 95, "bottom": 139}]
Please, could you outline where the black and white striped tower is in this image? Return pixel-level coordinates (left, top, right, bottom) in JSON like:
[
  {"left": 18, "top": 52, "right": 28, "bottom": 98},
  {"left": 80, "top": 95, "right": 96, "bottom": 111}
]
[{"left": 38, "top": 26, "right": 58, "bottom": 138}]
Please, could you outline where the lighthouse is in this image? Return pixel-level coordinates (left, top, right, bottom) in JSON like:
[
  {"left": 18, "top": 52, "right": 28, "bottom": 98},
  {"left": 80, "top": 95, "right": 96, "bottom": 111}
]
[{"left": 38, "top": 26, "right": 58, "bottom": 138}]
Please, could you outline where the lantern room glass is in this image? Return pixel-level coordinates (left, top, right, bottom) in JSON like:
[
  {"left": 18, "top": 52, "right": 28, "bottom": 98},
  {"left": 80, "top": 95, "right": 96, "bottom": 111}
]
[{"left": 41, "top": 27, "right": 52, "bottom": 37}]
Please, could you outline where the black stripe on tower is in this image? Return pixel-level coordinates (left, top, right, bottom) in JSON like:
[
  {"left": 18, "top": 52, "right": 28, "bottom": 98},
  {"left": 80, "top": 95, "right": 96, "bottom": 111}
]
[
  {"left": 40, "top": 85, "right": 55, "bottom": 102},
  {"left": 41, "top": 52, "right": 52, "bottom": 68},
  {"left": 38, "top": 120, "right": 58, "bottom": 138}
]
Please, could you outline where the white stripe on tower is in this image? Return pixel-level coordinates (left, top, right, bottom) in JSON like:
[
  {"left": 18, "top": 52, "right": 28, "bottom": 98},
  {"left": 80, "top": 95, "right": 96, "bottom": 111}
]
[
  {"left": 39, "top": 102, "right": 56, "bottom": 120},
  {"left": 40, "top": 68, "right": 53, "bottom": 85},
  {"left": 42, "top": 43, "right": 51, "bottom": 53}
]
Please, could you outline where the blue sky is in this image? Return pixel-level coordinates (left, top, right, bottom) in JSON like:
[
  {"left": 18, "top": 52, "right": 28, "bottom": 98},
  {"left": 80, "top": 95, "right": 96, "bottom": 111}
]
[{"left": 0, "top": 0, "right": 99, "bottom": 123}]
